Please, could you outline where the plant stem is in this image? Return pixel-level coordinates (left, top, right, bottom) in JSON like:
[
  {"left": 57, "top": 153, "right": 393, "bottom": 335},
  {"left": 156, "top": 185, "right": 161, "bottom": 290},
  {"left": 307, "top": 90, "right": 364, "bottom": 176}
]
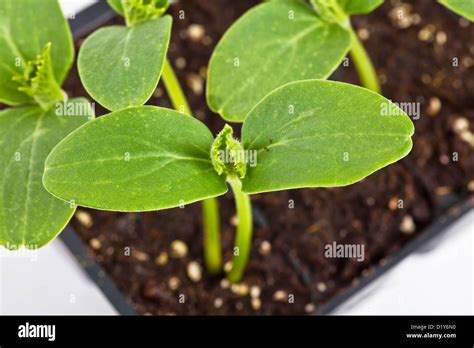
[
  {"left": 348, "top": 27, "right": 381, "bottom": 94},
  {"left": 162, "top": 59, "right": 222, "bottom": 274},
  {"left": 162, "top": 59, "right": 192, "bottom": 115},
  {"left": 227, "top": 176, "right": 253, "bottom": 283},
  {"left": 201, "top": 197, "right": 222, "bottom": 274},
  {"left": 324, "top": 0, "right": 381, "bottom": 94}
]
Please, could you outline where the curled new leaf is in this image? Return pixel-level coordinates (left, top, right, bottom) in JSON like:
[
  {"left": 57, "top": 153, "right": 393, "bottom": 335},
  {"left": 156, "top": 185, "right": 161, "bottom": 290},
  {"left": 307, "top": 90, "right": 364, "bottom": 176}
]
[
  {"left": 207, "top": 0, "right": 351, "bottom": 122},
  {"left": 12, "top": 43, "right": 64, "bottom": 111},
  {"left": 241, "top": 80, "right": 414, "bottom": 194},
  {"left": 108, "top": 0, "right": 170, "bottom": 25},
  {"left": 122, "top": 0, "right": 170, "bottom": 26},
  {"left": 43, "top": 106, "right": 228, "bottom": 212},
  {"left": 0, "top": 0, "right": 74, "bottom": 106},
  {"left": 211, "top": 124, "right": 247, "bottom": 179}
]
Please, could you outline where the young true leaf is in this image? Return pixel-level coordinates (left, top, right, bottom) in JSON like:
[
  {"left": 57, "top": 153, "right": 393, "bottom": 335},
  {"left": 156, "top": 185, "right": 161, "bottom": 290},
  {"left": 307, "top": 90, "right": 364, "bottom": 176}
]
[
  {"left": 211, "top": 125, "right": 247, "bottom": 179},
  {"left": 337, "top": 0, "right": 384, "bottom": 15},
  {"left": 12, "top": 43, "right": 64, "bottom": 111},
  {"left": 0, "top": 0, "right": 74, "bottom": 106},
  {"left": 43, "top": 106, "right": 228, "bottom": 212},
  {"left": 438, "top": 0, "right": 474, "bottom": 21},
  {"left": 78, "top": 16, "right": 172, "bottom": 111},
  {"left": 108, "top": 0, "right": 170, "bottom": 23},
  {"left": 207, "top": 0, "right": 351, "bottom": 122},
  {"left": 0, "top": 98, "right": 94, "bottom": 249},
  {"left": 241, "top": 80, "right": 414, "bottom": 194},
  {"left": 122, "top": 0, "right": 170, "bottom": 26}
]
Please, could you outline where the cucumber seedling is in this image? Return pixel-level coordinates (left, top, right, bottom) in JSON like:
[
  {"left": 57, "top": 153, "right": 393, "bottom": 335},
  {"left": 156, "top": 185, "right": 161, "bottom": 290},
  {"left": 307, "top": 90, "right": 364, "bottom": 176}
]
[
  {"left": 202, "top": 0, "right": 473, "bottom": 280},
  {"left": 43, "top": 80, "right": 414, "bottom": 282},
  {"left": 207, "top": 0, "right": 474, "bottom": 123},
  {"left": 78, "top": 0, "right": 223, "bottom": 274},
  {"left": 0, "top": 0, "right": 94, "bottom": 249},
  {"left": 207, "top": 0, "right": 384, "bottom": 123}
]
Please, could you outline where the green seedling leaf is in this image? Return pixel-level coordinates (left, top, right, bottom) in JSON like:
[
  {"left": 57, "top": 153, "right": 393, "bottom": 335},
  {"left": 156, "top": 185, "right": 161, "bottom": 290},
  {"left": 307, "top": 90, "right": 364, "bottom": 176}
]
[
  {"left": 0, "top": 0, "right": 74, "bottom": 106},
  {"left": 107, "top": 0, "right": 125, "bottom": 16},
  {"left": 12, "top": 43, "right": 64, "bottom": 111},
  {"left": 0, "top": 98, "right": 94, "bottom": 249},
  {"left": 43, "top": 106, "right": 228, "bottom": 212},
  {"left": 122, "top": 0, "right": 170, "bottom": 26},
  {"left": 78, "top": 16, "right": 172, "bottom": 111},
  {"left": 241, "top": 80, "right": 414, "bottom": 194},
  {"left": 207, "top": 0, "right": 351, "bottom": 122},
  {"left": 337, "top": 0, "right": 384, "bottom": 15},
  {"left": 439, "top": 0, "right": 474, "bottom": 21}
]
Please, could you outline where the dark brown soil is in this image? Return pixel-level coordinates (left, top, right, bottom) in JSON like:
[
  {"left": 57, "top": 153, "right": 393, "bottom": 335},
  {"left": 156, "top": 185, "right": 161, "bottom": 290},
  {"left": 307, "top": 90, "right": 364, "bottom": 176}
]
[{"left": 62, "top": 0, "right": 474, "bottom": 315}]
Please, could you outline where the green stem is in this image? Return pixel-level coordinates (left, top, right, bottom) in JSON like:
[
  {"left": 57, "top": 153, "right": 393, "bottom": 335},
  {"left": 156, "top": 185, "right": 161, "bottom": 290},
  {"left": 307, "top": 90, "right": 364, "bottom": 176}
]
[
  {"left": 201, "top": 197, "right": 222, "bottom": 274},
  {"left": 323, "top": 0, "right": 381, "bottom": 94},
  {"left": 162, "top": 59, "right": 222, "bottom": 274},
  {"left": 227, "top": 176, "right": 253, "bottom": 283},
  {"left": 162, "top": 59, "right": 192, "bottom": 115},
  {"left": 348, "top": 26, "right": 381, "bottom": 94}
]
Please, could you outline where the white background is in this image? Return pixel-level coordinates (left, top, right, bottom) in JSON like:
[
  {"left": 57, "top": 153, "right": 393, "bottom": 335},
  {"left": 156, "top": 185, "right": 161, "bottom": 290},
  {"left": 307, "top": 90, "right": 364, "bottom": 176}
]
[{"left": 0, "top": 0, "right": 472, "bottom": 315}]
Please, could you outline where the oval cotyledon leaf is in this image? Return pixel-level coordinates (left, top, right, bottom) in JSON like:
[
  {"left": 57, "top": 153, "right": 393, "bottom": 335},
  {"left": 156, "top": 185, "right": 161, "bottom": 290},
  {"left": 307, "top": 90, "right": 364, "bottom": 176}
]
[
  {"left": 43, "top": 106, "right": 228, "bottom": 212},
  {"left": 438, "top": 0, "right": 474, "bottom": 21},
  {"left": 0, "top": 98, "right": 94, "bottom": 249},
  {"left": 241, "top": 80, "right": 414, "bottom": 194},
  {"left": 78, "top": 15, "right": 172, "bottom": 111},
  {"left": 206, "top": 0, "right": 351, "bottom": 122}
]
